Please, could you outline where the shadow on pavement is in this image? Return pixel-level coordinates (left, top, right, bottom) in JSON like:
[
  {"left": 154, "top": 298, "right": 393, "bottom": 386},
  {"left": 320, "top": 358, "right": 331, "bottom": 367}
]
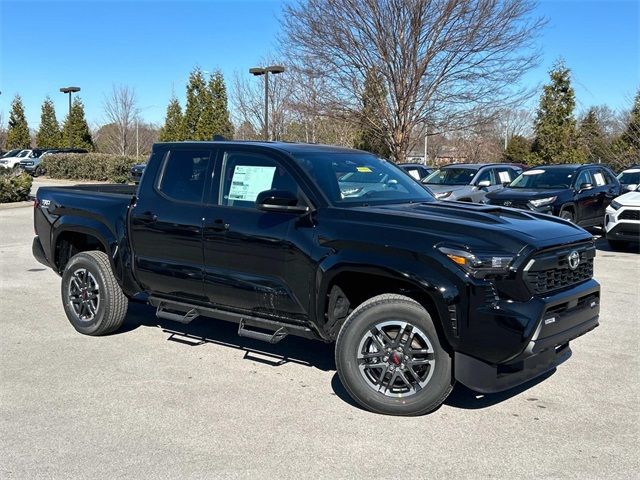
[{"left": 117, "top": 302, "right": 559, "bottom": 412}]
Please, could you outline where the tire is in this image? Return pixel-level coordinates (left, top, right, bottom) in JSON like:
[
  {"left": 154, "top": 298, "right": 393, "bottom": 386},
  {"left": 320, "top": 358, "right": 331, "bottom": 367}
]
[
  {"left": 335, "top": 294, "right": 454, "bottom": 416},
  {"left": 560, "top": 209, "right": 575, "bottom": 223},
  {"left": 61, "top": 251, "right": 128, "bottom": 336}
]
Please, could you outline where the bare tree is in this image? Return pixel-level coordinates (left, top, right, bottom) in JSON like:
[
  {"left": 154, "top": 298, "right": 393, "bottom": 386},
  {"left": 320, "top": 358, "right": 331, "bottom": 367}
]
[
  {"left": 102, "top": 85, "right": 138, "bottom": 155},
  {"left": 282, "top": 0, "right": 545, "bottom": 161}
]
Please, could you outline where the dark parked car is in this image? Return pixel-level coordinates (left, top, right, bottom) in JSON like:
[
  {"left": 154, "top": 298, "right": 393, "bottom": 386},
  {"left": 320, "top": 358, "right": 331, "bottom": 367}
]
[
  {"left": 485, "top": 164, "right": 622, "bottom": 227},
  {"left": 130, "top": 163, "right": 146, "bottom": 183},
  {"left": 32, "top": 141, "right": 600, "bottom": 416},
  {"left": 398, "top": 163, "right": 434, "bottom": 181},
  {"left": 423, "top": 163, "right": 522, "bottom": 202}
]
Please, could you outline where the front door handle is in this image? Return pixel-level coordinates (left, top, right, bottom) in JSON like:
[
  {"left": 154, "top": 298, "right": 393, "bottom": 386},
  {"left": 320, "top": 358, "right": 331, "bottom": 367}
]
[
  {"left": 137, "top": 211, "right": 158, "bottom": 223},
  {"left": 209, "top": 219, "right": 229, "bottom": 232}
]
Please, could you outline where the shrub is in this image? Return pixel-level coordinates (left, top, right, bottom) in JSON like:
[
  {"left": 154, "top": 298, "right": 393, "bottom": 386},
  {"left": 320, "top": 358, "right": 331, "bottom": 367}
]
[
  {"left": 41, "top": 153, "right": 139, "bottom": 183},
  {"left": 0, "top": 168, "right": 33, "bottom": 203}
]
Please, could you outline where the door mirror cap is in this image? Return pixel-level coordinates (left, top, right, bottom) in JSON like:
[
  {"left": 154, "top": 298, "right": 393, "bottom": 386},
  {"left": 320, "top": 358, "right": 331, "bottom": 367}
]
[
  {"left": 578, "top": 182, "right": 594, "bottom": 192},
  {"left": 256, "top": 189, "right": 310, "bottom": 214},
  {"left": 477, "top": 180, "right": 491, "bottom": 188}
]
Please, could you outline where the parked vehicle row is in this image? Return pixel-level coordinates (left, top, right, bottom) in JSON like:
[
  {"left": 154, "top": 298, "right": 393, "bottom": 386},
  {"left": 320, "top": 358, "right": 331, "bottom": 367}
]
[
  {"left": 19, "top": 148, "right": 88, "bottom": 176},
  {"left": 33, "top": 140, "right": 601, "bottom": 416},
  {"left": 605, "top": 184, "right": 640, "bottom": 249},
  {"left": 0, "top": 148, "right": 88, "bottom": 174}
]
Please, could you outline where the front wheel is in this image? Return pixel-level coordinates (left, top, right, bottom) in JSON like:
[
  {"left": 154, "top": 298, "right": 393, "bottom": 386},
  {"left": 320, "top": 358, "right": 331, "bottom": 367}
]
[
  {"left": 61, "top": 251, "right": 128, "bottom": 336},
  {"left": 335, "top": 294, "right": 454, "bottom": 416},
  {"left": 560, "top": 209, "right": 575, "bottom": 223}
]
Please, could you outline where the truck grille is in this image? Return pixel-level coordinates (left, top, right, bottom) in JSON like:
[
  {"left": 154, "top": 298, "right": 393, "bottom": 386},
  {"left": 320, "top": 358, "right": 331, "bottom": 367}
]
[
  {"left": 619, "top": 210, "right": 640, "bottom": 221},
  {"left": 523, "top": 242, "right": 595, "bottom": 295}
]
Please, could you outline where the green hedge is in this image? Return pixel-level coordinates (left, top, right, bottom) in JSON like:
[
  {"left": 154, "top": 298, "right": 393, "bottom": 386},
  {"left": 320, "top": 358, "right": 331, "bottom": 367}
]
[
  {"left": 0, "top": 168, "right": 33, "bottom": 203},
  {"left": 41, "top": 153, "right": 139, "bottom": 183}
]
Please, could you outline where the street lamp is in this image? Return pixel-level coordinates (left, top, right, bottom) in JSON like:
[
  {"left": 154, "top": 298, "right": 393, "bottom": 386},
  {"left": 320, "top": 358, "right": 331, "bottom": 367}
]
[
  {"left": 249, "top": 65, "right": 285, "bottom": 141},
  {"left": 59, "top": 86, "right": 81, "bottom": 147}
]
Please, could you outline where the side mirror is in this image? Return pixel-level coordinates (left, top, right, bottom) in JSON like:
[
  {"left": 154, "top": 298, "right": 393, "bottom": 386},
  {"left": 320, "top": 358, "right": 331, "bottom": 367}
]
[
  {"left": 626, "top": 183, "right": 638, "bottom": 191},
  {"left": 477, "top": 180, "right": 491, "bottom": 188},
  {"left": 578, "top": 182, "right": 593, "bottom": 192},
  {"left": 255, "top": 189, "right": 310, "bottom": 214}
]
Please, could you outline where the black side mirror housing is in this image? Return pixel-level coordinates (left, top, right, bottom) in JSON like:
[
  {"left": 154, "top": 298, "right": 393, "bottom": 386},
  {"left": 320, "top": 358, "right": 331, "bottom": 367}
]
[{"left": 256, "top": 189, "right": 310, "bottom": 214}]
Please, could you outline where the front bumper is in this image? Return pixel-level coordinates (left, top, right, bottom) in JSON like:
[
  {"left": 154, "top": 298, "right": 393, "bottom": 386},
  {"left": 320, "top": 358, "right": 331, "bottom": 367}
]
[
  {"left": 455, "top": 279, "right": 600, "bottom": 393},
  {"left": 605, "top": 206, "right": 640, "bottom": 242}
]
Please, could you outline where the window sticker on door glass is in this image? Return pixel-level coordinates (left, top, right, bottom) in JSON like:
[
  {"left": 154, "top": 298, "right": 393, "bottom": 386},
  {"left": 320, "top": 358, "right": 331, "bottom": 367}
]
[
  {"left": 228, "top": 165, "right": 276, "bottom": 202},
  {"left": 593, "top": 172, "right": 606, "bottom": 186},
  {"left": 498, "top": 171, "right": 512, "bottom": 183},
  {"left": 408, "top": 169, "right": 421, "bottom": 180},
  {"left": 356, "top": 166, "right": 372, "bottom": 173}
]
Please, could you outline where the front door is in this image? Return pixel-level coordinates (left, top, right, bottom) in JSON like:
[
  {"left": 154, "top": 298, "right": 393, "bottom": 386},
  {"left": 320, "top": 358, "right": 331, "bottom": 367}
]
[
  {"left": 130, "top": 147, "right": 214, "bottom": 302},
  {"left": 572, "top": 169, "right": 598, "bottom": 225},
  {"left": 202, "top": 147, "right": 312, "bottom": 320}
]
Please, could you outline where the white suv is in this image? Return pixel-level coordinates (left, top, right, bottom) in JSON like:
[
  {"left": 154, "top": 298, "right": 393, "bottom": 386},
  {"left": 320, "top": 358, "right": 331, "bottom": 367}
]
[{"left": 605, "top": 185, "right": 640, "bottom": 250}]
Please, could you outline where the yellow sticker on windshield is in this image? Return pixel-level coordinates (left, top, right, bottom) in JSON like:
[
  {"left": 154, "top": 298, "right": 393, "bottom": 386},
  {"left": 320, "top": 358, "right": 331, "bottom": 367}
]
[{"left": 356, "top": 167, "right": 372, "bottom": 172}]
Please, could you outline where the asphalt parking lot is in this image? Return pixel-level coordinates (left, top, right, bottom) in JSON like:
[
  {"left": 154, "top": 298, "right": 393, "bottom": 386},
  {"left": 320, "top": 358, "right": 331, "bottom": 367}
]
[{"left": 1, "top": 204, "right": 638, "bottom": 479}]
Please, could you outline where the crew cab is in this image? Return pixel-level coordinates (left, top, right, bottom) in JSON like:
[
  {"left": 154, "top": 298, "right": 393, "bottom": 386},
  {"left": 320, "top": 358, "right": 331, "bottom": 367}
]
[
  {"left": 486, "top": 164, "right": 622, "bottom": 227},
  {"left": 32, "top": 141, "right": 601, "bottom": 415}
]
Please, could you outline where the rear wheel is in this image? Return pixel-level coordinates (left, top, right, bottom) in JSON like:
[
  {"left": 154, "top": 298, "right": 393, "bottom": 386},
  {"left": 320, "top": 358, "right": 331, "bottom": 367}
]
[
  {"left": 335, "top": 294, "right": 453, "bottom": 416},
  {"left": 61, "top": 251, "right": 128, "bottom": 336}
]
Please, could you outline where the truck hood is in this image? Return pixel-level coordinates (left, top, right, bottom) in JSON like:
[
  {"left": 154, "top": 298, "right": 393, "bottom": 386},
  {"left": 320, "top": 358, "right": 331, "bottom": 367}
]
[
  {"left": 614, "top": 191, "right": 640, "bottom": 206},
  {"left": 486, "top": 187, "right": 566, "bottom": 202},
  {"left": 345, "top": 201, "right": 591, "bottom": 253}
]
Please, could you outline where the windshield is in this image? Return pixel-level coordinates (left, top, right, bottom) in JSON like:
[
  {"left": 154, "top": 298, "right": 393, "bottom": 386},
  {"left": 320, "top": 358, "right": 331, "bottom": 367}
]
[
  {"left": 509, "top": 168, "right": 576, "bottom": 189},
  {"left": 618, "top": 169, "right": 640, "bottom": 185},
  {"left": 1, "top": 149, "right": 22, "bottom": 158},
  {"left": 293, "top": 152, "right": 435, "bottom": 205},
  {"left": 17, "top": 150, "right": 30, "bottom": 158},
  {"left": 424, "top": 167, "right": 477, "bottom": 186}
]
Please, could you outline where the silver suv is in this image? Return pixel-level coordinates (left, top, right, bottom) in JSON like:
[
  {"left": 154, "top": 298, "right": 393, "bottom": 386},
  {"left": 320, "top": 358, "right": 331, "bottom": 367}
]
[{"left": 423, "top": 163, "right": 522, "bottom": 202}]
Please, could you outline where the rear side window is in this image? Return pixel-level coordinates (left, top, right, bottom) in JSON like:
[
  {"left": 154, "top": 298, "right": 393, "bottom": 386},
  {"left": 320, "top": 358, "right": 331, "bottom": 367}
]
[
  {"left": 219, "top": 151, "right": 302, "bottom": 209},
  {"left": 494, "top": 167, "right": 517, "bottom": 184},
  {"left": 158, "top": 149, "right": 211, "bottom": 203},
  {"left": 591, "top": 169, "right": 607, "bottom": 187}
]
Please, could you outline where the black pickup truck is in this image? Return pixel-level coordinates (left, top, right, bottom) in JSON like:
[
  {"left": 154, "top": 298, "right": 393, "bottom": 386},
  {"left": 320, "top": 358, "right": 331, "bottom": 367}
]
[{"left": 32, "top": 141, "right": 601, "bottom": 415}]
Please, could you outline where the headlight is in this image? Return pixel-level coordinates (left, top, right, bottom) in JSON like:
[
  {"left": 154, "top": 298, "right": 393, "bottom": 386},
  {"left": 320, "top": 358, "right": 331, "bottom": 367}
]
[
  {"left": 437, "top": 246, "right": 514, "bottom": 279},
  {"left": 610, "top": 200, "right": 622, "bottom": 210},
  {"left": 528, "top": 196, "right": 557, "bottom": 208},
  {"left": 435, "top": 191, "right": 452, "bottom": 199}
]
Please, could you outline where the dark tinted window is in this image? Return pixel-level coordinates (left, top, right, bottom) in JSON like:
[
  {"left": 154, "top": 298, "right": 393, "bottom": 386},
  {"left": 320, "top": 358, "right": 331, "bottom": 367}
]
[
  {"left": 618, "top": 169, "right": 640, "bottom": 184},
  {"left": 220, "top": 151, "right": 303, "bottom": 209},
  {"left": 510, "top": 167, "right": 577, "bottom": 189},
  {"left": 158, "top": 149, "right": 211, "bottom": 203}
]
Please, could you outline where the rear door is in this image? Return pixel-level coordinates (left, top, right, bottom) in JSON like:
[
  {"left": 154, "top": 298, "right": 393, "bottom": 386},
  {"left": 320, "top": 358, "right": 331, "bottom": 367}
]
[
  {"left": 129, "top": 147, "right": 214, "bottom": 302},
  {"left": 201, "top": 146, "right": 314, "bottom": 320}
]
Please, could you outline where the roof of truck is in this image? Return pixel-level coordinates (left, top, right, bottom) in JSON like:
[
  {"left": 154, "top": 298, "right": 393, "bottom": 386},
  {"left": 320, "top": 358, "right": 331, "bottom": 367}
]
[{"left": 155, "top": 140, "right": 361, "bottom": 156}]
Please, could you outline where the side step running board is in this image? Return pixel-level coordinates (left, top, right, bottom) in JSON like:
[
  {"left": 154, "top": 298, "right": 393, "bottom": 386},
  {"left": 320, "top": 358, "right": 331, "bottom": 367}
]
[
  {"left": 156, "top": 302, "right": 200, "bottom": 324},
  {"left": 238, "top": 319, "right": 288, "bottom": 344}
]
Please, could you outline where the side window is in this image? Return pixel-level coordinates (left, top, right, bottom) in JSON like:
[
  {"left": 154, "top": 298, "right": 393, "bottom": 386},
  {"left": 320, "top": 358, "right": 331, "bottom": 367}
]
[
  {"left": 475, "top": 168, "right": 494, "bottom": 185},
  {"left": 219, "top": 151, "right": 302, "bottom": 209},
  {"left": 574, "top": 170, "right": 593, "bottom": 189},
  {"left": 494, "top": 168, "right": 515, "bottom": 185},
  {"left": 591, "top": 169, "right": 607, "bottom": 187},
  {"left": 157, "top": 149, "right": 211, "bottom": 203}
]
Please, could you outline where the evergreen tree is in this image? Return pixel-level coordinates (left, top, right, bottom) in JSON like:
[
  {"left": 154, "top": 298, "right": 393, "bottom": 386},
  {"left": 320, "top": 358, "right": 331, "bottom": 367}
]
[
  {"left": 208, "top": 71, "right": 234, "bottom": 139},
  {"left": 62, "top": 97, "right": 94, "bottom": 150},
  {"left": 354, "top": 69, "right": 391, "bottom": 158},
  {"left": 182, "top": 67, "right": 207, "bottom": 140},
  {"left": 503, "top": 135, "right": 531, "bottom": 162},
  {"left": 159, "top": 95, "right": 185, "bottom": 141},
  {"left": 6, "top": 95, "right": 31, "bottom": 149},
  {"left": 579, "top": 108, "right": 607, "bottom": 162},
  {"left": 36, "top": 97, "right": 62, "bottom": 148},
  {"left": 621, "top": 89, "right": 640, "bottom": 152},
  {"left": 195, "top": 79, "right": 216, "bottom": 140},
  {"left": 531, "top": 61, "right": 584, "bottom": 163}
]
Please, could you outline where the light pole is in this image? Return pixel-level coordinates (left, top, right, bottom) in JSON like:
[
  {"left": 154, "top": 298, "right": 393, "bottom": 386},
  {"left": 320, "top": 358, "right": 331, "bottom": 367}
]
[
  {"left": 59, "top": 86, "right": 81, "bottom": 147},
  {"left": 249, "top": 65, "right": 285, "bottom": 141}
]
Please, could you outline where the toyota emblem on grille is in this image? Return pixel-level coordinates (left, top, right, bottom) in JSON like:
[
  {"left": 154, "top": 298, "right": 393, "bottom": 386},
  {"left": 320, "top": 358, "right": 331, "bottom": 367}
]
[
  {"left": 567, "top": 250, "right": 580, "bottom": 270},
  {"left": 503, "top": 201, "right": 512, "bottom": 206}
]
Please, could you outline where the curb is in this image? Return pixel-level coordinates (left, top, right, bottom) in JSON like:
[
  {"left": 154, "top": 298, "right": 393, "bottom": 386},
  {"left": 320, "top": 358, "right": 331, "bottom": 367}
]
[{"left": 0, "top": 201, "right": 32, "bottom": 210}]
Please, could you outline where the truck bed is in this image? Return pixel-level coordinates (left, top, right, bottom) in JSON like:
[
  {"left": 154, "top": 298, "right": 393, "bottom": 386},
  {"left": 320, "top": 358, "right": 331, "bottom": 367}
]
[{"left": 42, "top": 183, "right": 137, "bottom": 197}]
